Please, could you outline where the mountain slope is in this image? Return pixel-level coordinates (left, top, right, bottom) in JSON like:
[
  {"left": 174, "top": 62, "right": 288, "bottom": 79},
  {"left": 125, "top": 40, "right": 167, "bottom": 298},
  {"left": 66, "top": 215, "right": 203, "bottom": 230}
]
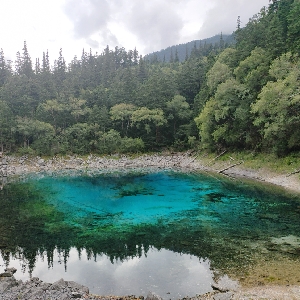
[{"left": 144, "top": 34, "right": 235, "bottom": 63}]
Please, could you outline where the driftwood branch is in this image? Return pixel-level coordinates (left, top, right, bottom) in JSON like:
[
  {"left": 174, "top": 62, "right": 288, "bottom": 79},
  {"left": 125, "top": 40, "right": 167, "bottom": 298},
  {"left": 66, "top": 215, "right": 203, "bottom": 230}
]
[
  {"left": 287, "top": 169, "right": 300, "bottom": 177},
  {"left": 205, "top": 150, "right": 227, "bottom": 166},
  {"left": 185, "top": 152, "right": 200, "bottom": 165},
  {"left": 218, "top": 161, "right": 244, "bottom": 174}
]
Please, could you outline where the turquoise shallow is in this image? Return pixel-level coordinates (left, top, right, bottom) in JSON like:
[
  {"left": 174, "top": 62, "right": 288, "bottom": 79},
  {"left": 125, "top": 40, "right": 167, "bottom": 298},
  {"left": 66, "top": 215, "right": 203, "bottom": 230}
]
[{"left": 1, "top": 170, "right": 300, "bottom": 298}]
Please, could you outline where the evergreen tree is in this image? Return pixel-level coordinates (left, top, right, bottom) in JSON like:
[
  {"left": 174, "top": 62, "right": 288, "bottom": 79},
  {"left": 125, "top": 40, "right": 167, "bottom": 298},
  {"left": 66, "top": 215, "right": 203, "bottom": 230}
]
[
  {"left": 14, "top": 51, "right": 22, "bottom": 75},
  {"left": 287, "top": 0, "right": 300, "bottom": 54},
  {"left": 42, "top": 50, "right": 50, "bottom": 74},
  {"left": 220, "top": 32, "right": 225, "bottom": 50},
  {"left": 185, "top": 46, "right": 189, "bottom": 61},
  {"left": 54, "top": 48, "right": 66, "bottom": 87},
  {"left": 138, "top": 56, "right": 147, "bottom": 82},
  {"left": 18, "top": 41, "right": 33, "bottom": 77},
  {"left": 170, "top": 48, "right": 174, "bottom": 63},
  {"left": 174, "top": 48, "right": 179, "bottom": 63},
  {"left": 35, "top": 58, "right": 41, "bottom": 75},
  {"left": 133, "top": 48, "right": 139, "bottom": 65},
  {"left": 0, "top": 48, "right": 10, "bottom": 86}
]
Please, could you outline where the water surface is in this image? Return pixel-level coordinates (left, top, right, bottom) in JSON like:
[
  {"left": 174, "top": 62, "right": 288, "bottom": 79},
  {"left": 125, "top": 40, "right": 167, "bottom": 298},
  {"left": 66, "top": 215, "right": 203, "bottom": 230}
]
[{"left": 1, "top": 170, "right": 300, "bottom": 297}]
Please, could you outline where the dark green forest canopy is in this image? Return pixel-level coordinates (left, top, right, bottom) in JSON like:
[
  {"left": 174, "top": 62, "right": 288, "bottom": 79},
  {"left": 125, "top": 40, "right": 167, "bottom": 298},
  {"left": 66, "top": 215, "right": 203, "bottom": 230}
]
[{"left": 0, "top": 0, "right": 300, "bottom": 156}]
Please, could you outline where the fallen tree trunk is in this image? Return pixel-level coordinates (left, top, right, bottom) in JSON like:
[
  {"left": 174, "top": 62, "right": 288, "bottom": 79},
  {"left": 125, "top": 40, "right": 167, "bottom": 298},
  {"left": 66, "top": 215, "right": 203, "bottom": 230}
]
[
  {"left": 184, "top": 152, "right": 200, "bottom": 166},
  {"left": 287, "top": 169, "right": 300, "bottom": 177},
  {"left": 205, "top": 150, "right": 227, "bottom": 166},
  {"left": 218, "top": 161, "right": 244, "bottom": 174}
]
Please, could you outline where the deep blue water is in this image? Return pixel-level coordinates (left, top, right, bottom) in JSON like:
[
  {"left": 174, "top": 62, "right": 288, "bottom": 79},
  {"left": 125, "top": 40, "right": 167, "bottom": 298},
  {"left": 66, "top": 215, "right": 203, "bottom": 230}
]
[{"left": 1, "top": 170, "right": 300, "bottom": 298}]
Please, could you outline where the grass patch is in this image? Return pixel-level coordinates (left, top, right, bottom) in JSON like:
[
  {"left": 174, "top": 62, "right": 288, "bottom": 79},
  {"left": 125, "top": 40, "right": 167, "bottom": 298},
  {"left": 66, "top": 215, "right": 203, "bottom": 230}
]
[{"left": 197, "top": 150, "right": 300, "bottom": 176}]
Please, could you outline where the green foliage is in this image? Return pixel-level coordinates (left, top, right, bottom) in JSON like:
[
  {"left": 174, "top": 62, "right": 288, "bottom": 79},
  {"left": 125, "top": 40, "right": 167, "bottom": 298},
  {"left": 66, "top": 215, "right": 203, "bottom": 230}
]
[
  {"left": 252, "top": 60, "right": 300, "bottom": 155},
  {"left": 269, "top": 52, "right": 294, "bottom": 80},
  {"left": 0, "top": 100, "right": 14, "bottom": 152},
  {"left": 15, "top": 117, "right": 55, "bottom": 149},
  {"left": 110, "top": 103, "right": 137, "bottom": 136},
  {"left": 234, "top": 47, "right": 272, "bottom": 97},
  {"left": 287, "top": 0, "right": 300, "bottom": 54},
  {"left": 206, "top": 61, "right": 232, "bottom": 92},
  {"left": 176, "top": 57, "right": 208, "bottom": 103},
  {"left": 217, "top": 48, "right": 239, "bottom": 69},
  {"left": 196, "top": 79, "right": 254, "bottom": 150},
  {"left": 131, "top": 107, "right": 167, "bottom": 132},
  {"left": 166, "top": 95, "right": 191, "bottom": 138},
  {"left": 195, "top": 98, "right": 217, "bottom": 150},
  {"left": 88, "top": 105, "right": 111, "bottom": 131},
  {"left": 99, "top": 129, "right": 122, "bottom": 154},
  {"left": 120, "top": 137, "right": 145, "bottom": 153}
]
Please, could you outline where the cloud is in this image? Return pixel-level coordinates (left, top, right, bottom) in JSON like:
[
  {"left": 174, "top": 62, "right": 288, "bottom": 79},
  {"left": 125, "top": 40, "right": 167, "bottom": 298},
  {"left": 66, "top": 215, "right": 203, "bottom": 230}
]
[
  {"left": 63, "top": 0, "right": 119, "bottom": 47},
  {"left": 86, "top": 38, "right": 99, "bottom": 49},
  {"left": 63, "top": 0, "right": 185, "bottom": 53},
  {"left": 123, "top": 0, "right": 184, "bottom": 53},
  {"left": 64, "top": 0, "right": 109, "bottom": 38},
  {"left": 198, "top": 0, "right": 270, "bottom": 38},
  {"left": 62, "top": 0, "right": 270, "bottom": 55}
]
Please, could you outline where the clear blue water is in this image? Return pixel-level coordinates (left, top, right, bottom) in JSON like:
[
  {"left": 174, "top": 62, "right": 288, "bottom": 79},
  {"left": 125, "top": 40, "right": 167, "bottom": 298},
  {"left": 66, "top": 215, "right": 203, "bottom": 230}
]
[
  {"left": 1, "top": 170, "right": 300, "bottom": 298},
  {"left": 39, "top": 172, "right": 212, "bottom": 225}
]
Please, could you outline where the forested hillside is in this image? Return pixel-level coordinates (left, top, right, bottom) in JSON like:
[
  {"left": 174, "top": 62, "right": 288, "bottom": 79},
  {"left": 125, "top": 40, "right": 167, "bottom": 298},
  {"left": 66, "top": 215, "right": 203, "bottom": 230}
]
[
  {"left": 0, "top": 0, "right": 299, "bottom": 157},
  {"left": 144, "top": 34, "right": 235, "bottom": 63}
]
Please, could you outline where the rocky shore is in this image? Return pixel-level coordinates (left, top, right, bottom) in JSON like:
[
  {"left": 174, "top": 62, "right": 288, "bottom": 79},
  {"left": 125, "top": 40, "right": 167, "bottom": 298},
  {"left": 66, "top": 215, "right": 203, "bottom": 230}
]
[
  {"left": 1, "top": 267, "right": 300, "bottom": 300},
  {"left": 0, "top": 152, "right": 202, "bottom": 177},
  {"left": 1, "top": 152, "right": 300, "bottom": 194},
  {"left": 0, "top": 267, "right": 242, "bottom": 300}
]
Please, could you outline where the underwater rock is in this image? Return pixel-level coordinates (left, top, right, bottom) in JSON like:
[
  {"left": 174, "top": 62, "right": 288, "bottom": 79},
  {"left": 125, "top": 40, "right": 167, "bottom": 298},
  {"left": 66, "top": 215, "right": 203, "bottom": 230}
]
[{"left": 267, "top": 235, "right": 300, "bottom": 255}]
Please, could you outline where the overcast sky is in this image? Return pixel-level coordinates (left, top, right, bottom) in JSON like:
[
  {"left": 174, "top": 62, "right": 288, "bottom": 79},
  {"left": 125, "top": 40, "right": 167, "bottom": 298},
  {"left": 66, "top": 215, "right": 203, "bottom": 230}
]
[{"left": 0, "top": 0, "right": 270, "bottom": 64}]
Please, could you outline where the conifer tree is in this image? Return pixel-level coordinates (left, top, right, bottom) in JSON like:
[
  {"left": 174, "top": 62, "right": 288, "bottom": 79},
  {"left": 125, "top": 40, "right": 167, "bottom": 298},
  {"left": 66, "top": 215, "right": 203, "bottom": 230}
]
[
  {"left": 21, "top": 41, "right": 33, "bottom": 77},
  {"left": 54, "top": 48, "right": 66, "bottom": 86},
  {"left": 185, "top": 46, "right": 189, "bottom": 61},
  {"left": 14, "top": 51, "right": 22, "bottom": 75},
  {"left": 138, "top": 56, "right": 147, "bottom": 82},
  {"left": 170, "top": 48, "right": 174, "bottom": 63},
  {"left": 35, "top": 58, "right": 41, "bottom": 75},
  {"left": 42, "top": 50, "right": 50, "bottom": 74},
  {"left": 174, "top": 48, "right": 179, "bottom": 62},
  {"left": 133, "top": 48, "right": 139, "bottom": 65},
  {"left": 0, "top": 48, "right": 10, "bottom": 86}
]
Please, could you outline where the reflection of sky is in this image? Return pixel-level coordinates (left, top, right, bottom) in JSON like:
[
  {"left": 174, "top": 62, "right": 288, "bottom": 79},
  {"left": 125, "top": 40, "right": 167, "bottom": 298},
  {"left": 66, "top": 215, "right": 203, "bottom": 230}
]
[{"left": 0, "top": 247, "right": 214, "bottom": 299}]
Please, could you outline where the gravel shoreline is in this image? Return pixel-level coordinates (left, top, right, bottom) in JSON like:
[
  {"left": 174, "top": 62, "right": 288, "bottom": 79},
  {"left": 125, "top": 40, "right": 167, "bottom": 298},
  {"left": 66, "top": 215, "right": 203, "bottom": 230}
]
[
  {"left": 1, "top": 152, "right": 300, "bottom": 299},
  {"left": 1, "top": 152, "right": 300, "bottom": 193}
]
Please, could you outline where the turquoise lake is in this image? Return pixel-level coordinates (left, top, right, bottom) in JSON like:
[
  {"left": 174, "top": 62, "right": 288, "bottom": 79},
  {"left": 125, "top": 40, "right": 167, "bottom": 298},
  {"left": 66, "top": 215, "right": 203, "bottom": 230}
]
[{"left": 1, "top": 170, "right": 300, "bottom": 298}]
